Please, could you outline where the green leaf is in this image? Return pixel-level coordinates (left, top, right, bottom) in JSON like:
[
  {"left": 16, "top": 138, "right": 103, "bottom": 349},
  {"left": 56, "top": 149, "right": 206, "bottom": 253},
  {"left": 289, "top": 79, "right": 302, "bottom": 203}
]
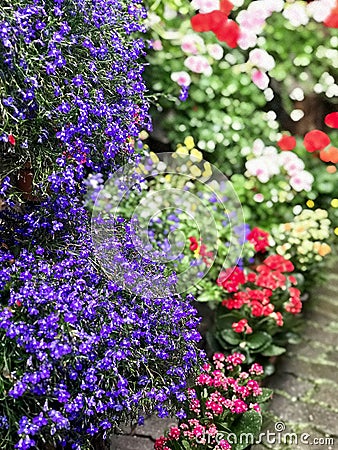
[
  {"left": 285, "top": 332, "right": 302, "bottom": 345},
  {"left": 206, "top": 331, "right": 223, "bottom": 354},
  {"left": 216, "top": 313, "right": 242, "bottom": 331},
  {"left": 255, "top": 388, "right": 273, "bottom": 403},
  {"left": 220, "top": 329, "right": 242, "bottom": 345},
  {"left": 231, "top": 410, "right": 263, "bottom": 450},
  {"left": 246, "top": 332, "right": 272, "bottom": 350},
  {"left": 182, "top": 439, "right": 192, "bottom": 449},
  {"left": 196, "top": 291, "right": 213, "bottom": 302},
  {"left": 261, "top": 344, "right": 286, "bottom": 357},
  {"left": 263, "top": 361, "right": 276, "bottom": 377}
]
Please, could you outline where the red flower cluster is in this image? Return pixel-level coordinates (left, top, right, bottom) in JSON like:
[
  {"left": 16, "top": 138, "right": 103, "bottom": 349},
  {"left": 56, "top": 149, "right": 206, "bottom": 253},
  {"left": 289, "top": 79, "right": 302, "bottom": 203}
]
[
  {"left": 232, "top": 318, "right": 252, "bottom": 334},
  {"left": 191, "top": 1, "right": 240, "bottom": 48},
  {"left": 219, "top": 254, "right": 302, "bottom": 335},
  {"left": 277, "top": 109, "right": 338, "bottom": 166},
  {"left": 285, "top": 287, "right": 302, "bottom": 314},
  {"left": 246, "top": 227, "right": 270, "bottom": 253},
  {"left": 262, "top": 254, "right": 294, "bottom": 272},
  {"left": 217, "top": 267, "right": 245, "bottom": 292}
]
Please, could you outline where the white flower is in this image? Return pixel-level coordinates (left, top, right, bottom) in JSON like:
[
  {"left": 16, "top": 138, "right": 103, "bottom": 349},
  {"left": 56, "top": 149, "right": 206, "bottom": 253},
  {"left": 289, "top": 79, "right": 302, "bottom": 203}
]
[
  {"left": 263, "top": 0, "right": 284, "bottom": 13},
  {"left": 206, "top": 43, "right": 224, "bottom": 60},
  {"left": 253, "top": 193, "right": 265, "bottom": 203},
  {"left": 245, "top": 155, "right": 280, "bottom": 183},
  {"left": 181, "top": 34, "right": 205, "bottom": 55},
  {"left": 163, "top": 5, "right": 177, "bottom": 20},
  {"left": 283, "top": 3, "right": 309, "bottom": 27},
  {"left": 307, "top": 0, "right": 335, "bottom": 22},
  {"left": 238, "top": 30, "right": 258, "bottom": 50},
  {"left": 249, "top": 48, "right": 275, "bottom": 72},
  {"left": 191, "top": 0, "right": 219, "bottom": 13},
  {"left": 290, "top": 171, "right": 314, "bottom": 192},
  {"left": 184, "top": 55, "right": 212, "bottom": 76},
  {"left": 231, "top": 0, "right": 245, "bottom": 6},
  {"left": 252, "top": 139, "right": 265, "bottom": 156},
  {"left": 171, "top": 71, "right": 192, "bottom": 86},
  {"left": 279, "top": 152, "right": 305, "bottom": 175}
]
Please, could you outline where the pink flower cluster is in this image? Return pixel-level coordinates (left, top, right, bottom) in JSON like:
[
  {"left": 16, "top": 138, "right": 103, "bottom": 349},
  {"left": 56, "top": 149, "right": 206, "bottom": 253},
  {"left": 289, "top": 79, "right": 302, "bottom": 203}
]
[{"left": 155, "top": 353, "right": 266, "bottom": 450}]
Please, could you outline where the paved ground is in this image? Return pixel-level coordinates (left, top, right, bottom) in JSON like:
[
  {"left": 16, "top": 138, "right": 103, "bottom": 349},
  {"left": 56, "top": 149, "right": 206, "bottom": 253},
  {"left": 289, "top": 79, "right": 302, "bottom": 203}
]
[
  {"left": 110, "top": 417, "right": 174, "bottom": 450},
  {"left": 111, "top": 260, "right": 338, "bottom": 450},
  {"left": 251, "top": 262, "right": 338, "bottom": 450}
]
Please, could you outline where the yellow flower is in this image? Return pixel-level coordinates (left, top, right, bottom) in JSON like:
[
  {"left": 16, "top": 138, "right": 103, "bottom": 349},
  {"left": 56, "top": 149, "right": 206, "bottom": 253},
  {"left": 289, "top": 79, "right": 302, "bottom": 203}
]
[
  {"left": 318, "top": 243, "right": 331, "bottom": 257},
  {"left": 184, "top": 136, "right": 195, "bottom": 150}
]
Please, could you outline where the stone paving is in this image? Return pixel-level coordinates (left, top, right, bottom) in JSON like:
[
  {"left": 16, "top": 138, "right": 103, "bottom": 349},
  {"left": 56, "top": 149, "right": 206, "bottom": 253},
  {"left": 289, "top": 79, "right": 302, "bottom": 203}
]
[
  {"left": 111, "top": 261, "right": 338, "bottom": 450},
  {"left": 110, "top": 417, "right": 174, "bottom": 450},
  {"left": 251, "top": 263, "right": 338, "bottom": 450}
]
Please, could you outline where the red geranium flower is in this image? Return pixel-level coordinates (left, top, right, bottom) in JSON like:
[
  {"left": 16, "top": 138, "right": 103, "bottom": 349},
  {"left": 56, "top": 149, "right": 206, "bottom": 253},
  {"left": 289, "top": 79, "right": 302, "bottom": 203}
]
[
  {"left": 220, "top": 0, "right": 234, "bottom": 15},
  {"left": 188, "top": 236, "right": 199, "bottom": 251},
  {"left": 246, "top": 227, "right": 270, "bottom": 253},
  {"left": 277, "top": 135, "right": 296, "bottom": 151},
  {"left": 324, "top": 112, "right": 338, "bottom": 128},
  {"left": 303, "top": 130, "right": 330, "bottom": 152},
  {"left": 217, "top": 266, "right": 245, "bottom": 292},
  {"left": 191, "top": 10, "right": 227, "bottom": 33},
  {"left": 214, "top": 19, "right": 240, "bottom": 48},
  {"left": 8, "top": 134, "right": 15, "bottom": 145},
  {"left": 262, "top": 255, "right": 294, "bottom": 272},
  {"left": 232, "top": 318, "right": 252, "bottom": 334}
]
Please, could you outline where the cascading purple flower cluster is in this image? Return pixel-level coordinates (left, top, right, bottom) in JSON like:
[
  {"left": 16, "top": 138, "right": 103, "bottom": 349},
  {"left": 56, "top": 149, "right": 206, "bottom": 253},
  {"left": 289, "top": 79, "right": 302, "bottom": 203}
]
[
  {"left": 0, "top": 0, "right": 151, "bottom": 192},
  {"left": 0, "top": 1, "right": 204, "bottom": 449},
  {"left": 0, "top": 231, "right": 203, "bottom": 449}
]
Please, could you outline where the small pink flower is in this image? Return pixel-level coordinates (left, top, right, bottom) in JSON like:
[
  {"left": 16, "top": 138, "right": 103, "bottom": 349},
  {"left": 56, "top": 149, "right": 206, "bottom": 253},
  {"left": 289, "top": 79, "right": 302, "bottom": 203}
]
[
  {"left": 171, "top": 71, "right": 192, "bottom": 87},
  {"left": 219, "top": 439, "right": 232, "bottom": 449},
  {"left": 168, "top": 427, "right": 180, "bottom": 440},
  {"left": 238, "top": 29, "right": 258, "bottom": 50},
  {"left": 250, "top": 402, "right": 261, "bottom": 412},
  {"left": 251, "top": 69, "right": 270, "bottom": 90},
  {"left": 207, "top": 43, "right": 224, "bottom": 60},
  {"left": 184, "top": 55, "right": 212, "bottom": 75},
  {"left": 289, "top": 171, "right": 314, "bottom": 192},
  {"left": 191, "top": 0, "right": 220, "bottom": 13},
  {"left": 231, "top": 399, "right": 248, "bottom": 414},
  {"left": 203, "top": 362, "right": 211, "bottom": 372},
  {"left": 249, "top": 48, "right": 275, "bottom": 71},
  {"left": 249, "top": 363, "right": 264, "bottom": 376},
  {"left": 152, "top": 39, "right": 163, "bottom": 51},
  {"left": 283, "top": 3, "right": 309, "bottom": 27},
  {"left": 253, "top": 193, "right": 264, "bottom": 203},
  {"left": 213, "top": 353, "right": 225, "bottom": 362},
  {"left": 181, "top": 34, "right": 205, "bottom": 55},
  {"left": 226, "top": 353, "right": 245, "bottom": 366}
]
